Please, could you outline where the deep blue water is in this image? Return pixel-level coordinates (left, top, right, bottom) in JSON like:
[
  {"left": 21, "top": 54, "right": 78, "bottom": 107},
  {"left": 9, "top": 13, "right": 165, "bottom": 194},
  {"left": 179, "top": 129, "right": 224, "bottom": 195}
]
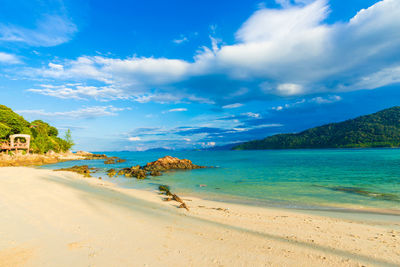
[{"left": 41, "top": 149, "right": 400, "bottom": 211}]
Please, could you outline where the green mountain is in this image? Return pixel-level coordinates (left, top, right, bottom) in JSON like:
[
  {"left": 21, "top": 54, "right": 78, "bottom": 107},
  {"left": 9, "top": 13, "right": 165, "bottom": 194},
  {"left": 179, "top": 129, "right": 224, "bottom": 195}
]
[
  {"left": 233, "top": 107, "right": 400, "bottom": 150},
  {"left": 0, "top": 105, "right": 73, "bottom": 153}
]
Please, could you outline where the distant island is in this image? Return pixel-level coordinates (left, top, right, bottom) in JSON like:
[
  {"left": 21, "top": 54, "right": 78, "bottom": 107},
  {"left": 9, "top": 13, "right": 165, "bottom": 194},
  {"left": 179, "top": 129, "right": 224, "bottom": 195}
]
[{"left": 233, "top": 106, "right": 400, "bottom": 150}]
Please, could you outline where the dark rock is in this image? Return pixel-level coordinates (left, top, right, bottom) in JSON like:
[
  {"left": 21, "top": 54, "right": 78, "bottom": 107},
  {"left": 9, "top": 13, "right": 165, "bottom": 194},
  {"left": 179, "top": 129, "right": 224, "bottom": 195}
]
[
  {"left": 104, "top": 156, "right": 205, "bottom": 181},
  {"left": 107, "top": 169, "right": 117, "bottom": 177},
  {"left": 76, "top": 151, "right": 108, "bottom": 160},
  {"left": 150, "top": 170, "right": 162, "bottom": 176},
  {"left": 120, "top": 166, "right": 147, "bottom": 179},
  {"left": 55, "top": 165, "right": 93, "bottom": 177},
  {"left": 104, "top": 158, "right": 116, "bottom": 164},
  {"left": 143, "top": 156, "right": 206, "bottom": 172}
]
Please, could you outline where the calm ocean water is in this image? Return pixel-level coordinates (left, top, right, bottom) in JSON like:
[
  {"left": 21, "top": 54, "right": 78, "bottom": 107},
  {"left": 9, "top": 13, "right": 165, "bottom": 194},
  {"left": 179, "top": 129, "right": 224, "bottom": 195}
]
[{"left": 41, "top": 149, "right": 400, "bottom": 212}]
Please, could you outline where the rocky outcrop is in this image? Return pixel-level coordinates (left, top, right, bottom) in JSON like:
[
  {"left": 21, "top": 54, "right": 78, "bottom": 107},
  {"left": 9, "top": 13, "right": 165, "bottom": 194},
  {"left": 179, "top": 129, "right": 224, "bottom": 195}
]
[
  {"left": 104, "top": 157, "right": 126, "bottom": 164},
  {"left": 150, "top": 170, "right": 162, "bottom": 176},
  {"left": 104, "top": 158, "right": 116, "bottom": 164},
  {"left": 0, "top": 151, "right": 85, "bottom": 167},
  {"left": 75, "top": 151, "right": 93, "bottom": 157},
  {"left": 107, "top": 169, "right": 117, "bottom": 177},
  {"left": 74, "top": 151, "right": 126, "bottom": 164},
  {"left": 106, "top": 156, "right": 207, "bottom": 180},
  {"left": 143, "top": 156, "right": 206, "bottom": 172},
  {"left": 119, "top": 166, "right": 147, "bottom": 179},
  {"left": 75, "top": 151, "right": 108, "bottom": 160},
  {"left": 55, "top": 165, "right": 94, "bottom": 177}
]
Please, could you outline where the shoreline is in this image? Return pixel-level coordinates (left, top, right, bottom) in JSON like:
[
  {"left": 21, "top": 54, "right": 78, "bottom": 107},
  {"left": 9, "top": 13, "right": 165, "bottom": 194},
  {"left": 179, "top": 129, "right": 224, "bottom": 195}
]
[
  {"left": 0, "top": 167, "right": 399, "bottom": 266},
  {"left": 159, "top": 186, "right": 400, "bottom": 218},
  {"left": 0, "top": 151, "right": 111, "bottom": 167},
  {"left": 66, "top": 164, "right": 400, "bottom": 218}
]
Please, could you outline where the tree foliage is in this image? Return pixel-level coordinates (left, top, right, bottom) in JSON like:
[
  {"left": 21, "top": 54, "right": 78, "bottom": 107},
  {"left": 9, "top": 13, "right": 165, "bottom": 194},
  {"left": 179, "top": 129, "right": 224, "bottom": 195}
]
[
  {"left": 0, "top": 105, "right": 74, "bottom": 153},
  {"left": 0, "top": 105, "right": 30, "bottom": 136},
  {"left": 64, "top": 129, "right": 74, "bottom": 149},
  {"left": 234, "top": 106, "right": 400, "bottom": 150}
]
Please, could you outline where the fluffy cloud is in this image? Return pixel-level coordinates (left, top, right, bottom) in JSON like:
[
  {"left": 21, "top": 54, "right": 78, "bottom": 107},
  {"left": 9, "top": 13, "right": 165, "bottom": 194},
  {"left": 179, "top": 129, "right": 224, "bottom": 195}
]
[
  {"left": 173, "top": 35, "right": 189, "bottom": 44},
  {"left": 222, "top": 103, "right": 243, "bottom": 109},
  {"left": 128, "top": 137, "right": 141, "bottom": 141},
  {"left": 0, "top": 15, "right": 77, "bottom": 47},
  {"left": 16, "top": 106, "right": 130, "bottom": 119},
  {"left": 0, "top": 52, "right": 21, "bottom": 64},
  {"left": 27, "top": 84, "right": 128, "bottom": 101},
  {"left": 23, "top": 0, "right": 400, "bottom": 104},
  {"left": 272, "top": 95, "right": 341, "bottom": 110},
  {"left": 165, "top": 108, "right": 187, "bottom": 113},
  {"left": 311, "top": 95, "right": 341, "bottom": 104}
]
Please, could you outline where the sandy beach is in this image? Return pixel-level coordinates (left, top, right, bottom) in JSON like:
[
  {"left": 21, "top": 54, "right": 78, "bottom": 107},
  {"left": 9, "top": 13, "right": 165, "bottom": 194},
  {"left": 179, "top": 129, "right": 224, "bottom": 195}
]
[{"left": 0, "top": 167, "right": 399, "bottom": 267}]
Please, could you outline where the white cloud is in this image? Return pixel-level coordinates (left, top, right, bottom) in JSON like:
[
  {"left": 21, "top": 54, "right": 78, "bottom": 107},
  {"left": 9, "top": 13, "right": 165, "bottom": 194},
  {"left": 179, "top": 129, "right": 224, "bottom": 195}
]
[
  {"left": 275, "top": 0, "right": 315, "bottom": 8},
  {"left": 311, "top": 95, "right": 341, "bottom": 104},
  {"left": 48, "top": 62, "right": 64, "bottom": 70},
  {"left": 272, "top": 106, "right": 284, "bottom": 111},
  {"left": 128, "top": 137, "right": 141, "bottom": 141},
  {"left": 201, "top": 142, "right": 216, "bottom": 147},
  {"left": 16, "top": 106, "right": 129, "bottom": 119},
  {"left": 20, "top": 0, "right": 400, "bottom": 104},
  {"left": 276, "top": 83, "right": 304, "bottom": 96},
  {"left": 27, "top": 84, "right": 127, "bottom": 101},
  {"left": 0, "top": 52, "right": 21, "bottom": 64},
  {"left": 342, "top": 66, "right": 400, "bottom": 91},
  {"left": 163, "top": 108, "right": 188, "bottom": 113},
  {"left": 222, "top": 103, "right": 243, "bottom": 109},
  {"left": 272, "top": 95, "right": 341, "bottom": 110},
  {"left": 242, "top": 112, "right": 261, "bottom": 118},
  {"left": 173, "top": 35, "right": 188, "bottom": 44},
  {"left": 0, "top": 15, "right": 77, "bottom": 47}
]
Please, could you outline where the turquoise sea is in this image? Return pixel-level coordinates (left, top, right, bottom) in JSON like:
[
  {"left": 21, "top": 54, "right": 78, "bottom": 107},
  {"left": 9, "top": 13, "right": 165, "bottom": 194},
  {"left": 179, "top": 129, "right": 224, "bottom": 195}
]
[{"left": 41, "top": 149, "right": 400, "bottom": 212}]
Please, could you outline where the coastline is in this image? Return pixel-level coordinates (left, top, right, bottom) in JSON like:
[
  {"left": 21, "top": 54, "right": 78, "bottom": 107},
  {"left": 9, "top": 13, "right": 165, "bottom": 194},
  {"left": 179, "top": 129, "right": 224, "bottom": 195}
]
[
  {"left": 0, "top": 153, "right": 85, "bottom": 167},
  {"left": 0, "top": 167, "right": 399, "bottom": 266}
]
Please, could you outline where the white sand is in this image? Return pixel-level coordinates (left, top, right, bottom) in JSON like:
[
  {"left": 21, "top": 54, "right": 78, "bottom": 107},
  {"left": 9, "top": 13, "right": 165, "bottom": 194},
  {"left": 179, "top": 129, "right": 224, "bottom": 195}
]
[{"left": 0, "top": 167, "right": 399, "bottom": 266}]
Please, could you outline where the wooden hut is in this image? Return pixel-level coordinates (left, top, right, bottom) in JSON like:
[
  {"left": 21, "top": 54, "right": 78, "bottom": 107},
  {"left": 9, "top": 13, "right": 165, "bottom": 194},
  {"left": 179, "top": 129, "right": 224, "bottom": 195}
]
[{"left": 0, "top": 134, "right": 31, "bottom": 154}]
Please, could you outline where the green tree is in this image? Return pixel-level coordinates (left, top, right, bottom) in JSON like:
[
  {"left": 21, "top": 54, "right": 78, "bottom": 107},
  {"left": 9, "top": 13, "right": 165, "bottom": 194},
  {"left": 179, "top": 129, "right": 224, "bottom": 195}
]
[{"left": 64, "top": 129, "right": 74, "bottom": 150}]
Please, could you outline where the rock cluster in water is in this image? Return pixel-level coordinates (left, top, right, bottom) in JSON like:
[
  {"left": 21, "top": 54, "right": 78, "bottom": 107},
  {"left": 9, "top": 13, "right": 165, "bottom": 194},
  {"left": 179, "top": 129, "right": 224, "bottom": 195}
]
[
  {"left": 75, "top": 151, "right": 126, "bottom": 165},
  {"left": 107, "top": 156, "right": 207, "bottom": 179},
  {"left": 55, "top": 165, "right": 95, "bottom": 177},
  {"left": 75, "top": 151, "right": 108, "bottom": 160},
  {"left": 54, "top": 156, "right": 202, "bottom": 212}
]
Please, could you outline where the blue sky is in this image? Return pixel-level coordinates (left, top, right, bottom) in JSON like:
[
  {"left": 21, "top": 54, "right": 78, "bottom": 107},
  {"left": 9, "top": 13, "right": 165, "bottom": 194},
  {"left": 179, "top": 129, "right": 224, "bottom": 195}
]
[{"left": 1, "top": 0, "right": 400, "bottom": 151}]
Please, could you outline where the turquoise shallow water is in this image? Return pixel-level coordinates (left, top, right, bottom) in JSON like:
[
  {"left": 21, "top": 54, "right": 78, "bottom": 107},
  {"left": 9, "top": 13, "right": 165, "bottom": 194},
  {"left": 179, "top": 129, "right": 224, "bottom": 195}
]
[{"left": 41, "top": 149, "right": 400, "bottom": 212}]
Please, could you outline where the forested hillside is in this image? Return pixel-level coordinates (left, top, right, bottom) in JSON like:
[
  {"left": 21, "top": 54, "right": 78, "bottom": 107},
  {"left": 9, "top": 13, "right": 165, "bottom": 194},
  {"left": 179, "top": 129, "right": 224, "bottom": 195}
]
[{"left": 234, "top": 107, "right": 400, "bottom": 150}]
